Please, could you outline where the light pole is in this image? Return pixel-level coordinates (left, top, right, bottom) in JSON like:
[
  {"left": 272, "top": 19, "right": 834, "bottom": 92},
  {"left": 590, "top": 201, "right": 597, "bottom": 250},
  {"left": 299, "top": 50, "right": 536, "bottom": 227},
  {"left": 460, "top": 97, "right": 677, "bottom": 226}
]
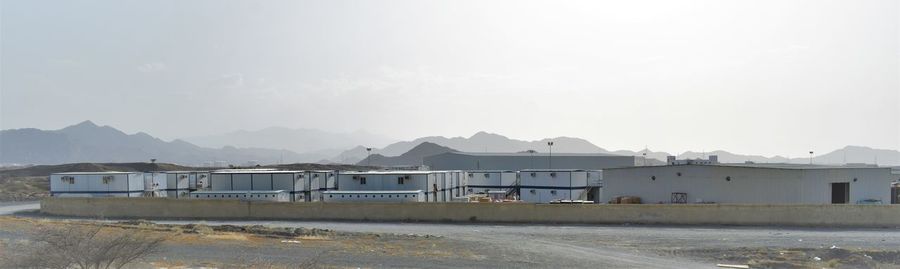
[
  {"left": 366, "top": 148, "right": 373, "bottom": 167},
  {"left": 547, "top": 141, "right": 554, "bottom": 169},
  {"left": 808, "top": 151, "right": 814, "bottom": 165}
]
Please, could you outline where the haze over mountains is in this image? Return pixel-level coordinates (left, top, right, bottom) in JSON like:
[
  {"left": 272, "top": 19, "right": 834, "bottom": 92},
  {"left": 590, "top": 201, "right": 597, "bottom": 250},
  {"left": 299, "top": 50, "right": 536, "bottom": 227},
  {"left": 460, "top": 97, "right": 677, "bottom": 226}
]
[
  {"left": 183, "top": 127, "right": 395, "bottom": 160},
  {"left": 1, "top": 121, "right": 898, "bottom": 167}
]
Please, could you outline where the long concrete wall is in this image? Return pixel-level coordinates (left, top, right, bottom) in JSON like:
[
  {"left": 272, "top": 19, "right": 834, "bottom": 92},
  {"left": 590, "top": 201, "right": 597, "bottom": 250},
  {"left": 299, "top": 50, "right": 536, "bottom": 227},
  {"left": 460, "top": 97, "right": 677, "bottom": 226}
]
[{"left": 41, "top": 197, "right": 900, "bottom": 227}]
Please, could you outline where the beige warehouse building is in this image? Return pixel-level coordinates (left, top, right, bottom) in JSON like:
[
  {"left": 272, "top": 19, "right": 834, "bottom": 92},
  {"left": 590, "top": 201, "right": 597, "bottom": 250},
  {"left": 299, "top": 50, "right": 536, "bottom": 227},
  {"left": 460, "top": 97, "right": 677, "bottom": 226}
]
[{"left": 604, "top": 163, "right": 894, "bottom": 204}]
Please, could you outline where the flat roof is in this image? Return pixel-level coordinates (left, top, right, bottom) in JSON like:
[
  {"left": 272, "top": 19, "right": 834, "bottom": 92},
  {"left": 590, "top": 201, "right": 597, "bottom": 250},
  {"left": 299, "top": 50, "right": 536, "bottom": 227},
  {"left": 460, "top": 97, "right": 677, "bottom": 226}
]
[
  {"left": 520, "top": 169, "right": 588, "bottom": 172},
  {"left": 605, "top": 163, "right": 890, "bottom": 171},
  {"left": 150, "top": 171, "right": 210, "bottom": 173},
  {"left": 323, "top": 190, "right": 424, "bottom": 194},
  {"left": 191, "top": 190, "right": 285, "bottom": 194},
  {"left": 339, "top": 171, "right": 435, "bottom": 175},
  {"left": 52, "top": 171, "right": 140, "bottom": 175},
  {"left": 464, "top": 170, "right": 517, "bottom": 173},
  {"left": 211, "top": 170, "right": 304, "bottom": 174},
  {"left": 439, "top": 152, "right": 625, "bottom": 157}
]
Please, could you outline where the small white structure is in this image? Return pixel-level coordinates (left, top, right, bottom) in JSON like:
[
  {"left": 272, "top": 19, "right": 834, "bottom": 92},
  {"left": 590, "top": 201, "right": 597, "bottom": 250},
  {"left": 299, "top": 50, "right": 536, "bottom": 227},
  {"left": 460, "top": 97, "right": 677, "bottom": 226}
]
[
  {"left": 142, "top": 172, "right": 168, "bottom": 197},
  {"left": 50, "top": 172, "right": 144, "bottom": 197},
  {"left": 307, "top": 170, "right": 337, "bottom": 202},
  {"left": 603, "top": 164, "right": 895, "bottom": 204},
  {"left": 464, "top": 170, "right": 517, "bottom": 196},
  {"left": 190, "top": 190, "right": 290, "bottom": 202},
  {"left": 337, "top": 171, "right": 441, "bottom": 201},
  {"left": 209, "top": 170, "right": 307, "bottom": 202},
  {"left": 323, "top": 190, "right": 425, "bottom": 203},
  {"left": 518, "top": 169, "right": 589, "bottom": 203},
  {"left": 160, "top": 171, "right": 210, "bottom": 198}
]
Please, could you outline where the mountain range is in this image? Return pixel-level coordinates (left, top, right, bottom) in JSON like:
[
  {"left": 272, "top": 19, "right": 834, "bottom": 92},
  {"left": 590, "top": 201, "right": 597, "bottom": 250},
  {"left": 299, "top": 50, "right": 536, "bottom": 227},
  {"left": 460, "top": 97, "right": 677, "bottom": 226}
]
[
  {"left": 1, "top": 121, "right": 898, "bottom": 167},
  {"left": 356, "top": 142, "right": 457, "bottom": 167},
  {"left": 183, "top": 127, "right": 394, "bottom": 161},
  {"left": 0, "top": 121, "right": 311, "bottom": 165}
]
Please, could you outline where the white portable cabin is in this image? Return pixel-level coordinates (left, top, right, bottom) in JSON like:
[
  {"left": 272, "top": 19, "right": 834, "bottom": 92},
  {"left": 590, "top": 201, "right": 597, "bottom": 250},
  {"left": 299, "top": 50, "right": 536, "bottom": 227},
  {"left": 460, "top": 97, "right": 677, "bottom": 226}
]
[
  {"left": 158, "top": 171, "right": 209, "bottom": 198},
  {"left": 142, "top": 172, "right": 169, "bottom": 197},
  {"left": 519, "top": 169, "right": 589, "bottom": 203},
  {"left": 50, "top": 172, "right": 145, "bottom": 197},
  {"left": 448, "top": 171, "right": 466, "bottom": 198},
  {"left": 307, "top": 170, "right": 337, "bottom": 202},
  {"left": 209, "top": 170, "right": 306, "bottom": 202},
  {"left": 190, "top": 190, "right": 290, "bottom": 202},
  {"left": 464, "top": 170, "right": 518, "bottom": 196},
  {"left": 337, "top": 171, "right": 436, "bottom": 200},
  {"left": 323, "top": 190, "right": 426, "bottom": 203}
]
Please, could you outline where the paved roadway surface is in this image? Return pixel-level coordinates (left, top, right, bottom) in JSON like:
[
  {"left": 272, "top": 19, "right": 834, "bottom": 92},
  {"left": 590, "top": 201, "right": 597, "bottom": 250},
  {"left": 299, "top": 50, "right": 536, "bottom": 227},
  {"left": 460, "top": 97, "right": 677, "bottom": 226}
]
[{"left": 4, "top": 202, "right": 900, "bottom": 268}]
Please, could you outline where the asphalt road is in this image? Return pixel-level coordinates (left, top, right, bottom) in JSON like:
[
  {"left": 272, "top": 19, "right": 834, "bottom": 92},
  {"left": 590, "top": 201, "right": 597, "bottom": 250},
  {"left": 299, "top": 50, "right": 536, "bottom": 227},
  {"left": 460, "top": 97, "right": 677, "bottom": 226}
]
[{"left": 4, "top": 202, "right": 900, "bottom": 268}]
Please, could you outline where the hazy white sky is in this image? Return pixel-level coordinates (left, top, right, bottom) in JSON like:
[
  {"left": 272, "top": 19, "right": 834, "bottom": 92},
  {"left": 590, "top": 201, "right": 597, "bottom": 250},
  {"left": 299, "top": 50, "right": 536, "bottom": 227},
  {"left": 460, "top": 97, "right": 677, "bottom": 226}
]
[{"left": 1, "top": 0, "right": 898, "bottom": 156}]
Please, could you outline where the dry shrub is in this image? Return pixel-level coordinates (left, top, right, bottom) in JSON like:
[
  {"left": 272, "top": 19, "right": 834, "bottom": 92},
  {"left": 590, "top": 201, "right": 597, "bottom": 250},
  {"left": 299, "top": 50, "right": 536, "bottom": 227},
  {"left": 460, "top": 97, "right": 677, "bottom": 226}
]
[{"left": 3, "top": 224, "right": 166, "bottom": 269}]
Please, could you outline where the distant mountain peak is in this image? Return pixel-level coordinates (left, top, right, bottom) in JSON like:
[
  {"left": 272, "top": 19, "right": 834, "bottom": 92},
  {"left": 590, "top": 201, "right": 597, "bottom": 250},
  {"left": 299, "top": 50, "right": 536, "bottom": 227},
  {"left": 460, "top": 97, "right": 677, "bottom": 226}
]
[
  {"left": 470, "top": 131, "right": 507, "bottom": 139},
  {"left": 74, "top": 120, "right": 97, "bottom": 127}
]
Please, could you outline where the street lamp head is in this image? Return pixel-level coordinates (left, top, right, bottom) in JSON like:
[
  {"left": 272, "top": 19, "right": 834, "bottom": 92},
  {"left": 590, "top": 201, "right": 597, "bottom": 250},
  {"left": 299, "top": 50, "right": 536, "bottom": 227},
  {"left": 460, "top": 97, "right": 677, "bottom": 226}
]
[
  {"left": 367, "top": 148, "right": 372, "bottom": 152},
  {"left": 547, "top": 142, "right": 554, "bottom": 146}
]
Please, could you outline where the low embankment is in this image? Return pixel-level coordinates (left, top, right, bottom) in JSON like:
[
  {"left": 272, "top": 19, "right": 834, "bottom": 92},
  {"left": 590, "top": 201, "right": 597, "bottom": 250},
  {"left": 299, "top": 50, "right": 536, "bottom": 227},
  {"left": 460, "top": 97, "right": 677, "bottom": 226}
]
[{"left": 41, "top": 197, "right": 900, "bottom": 227}]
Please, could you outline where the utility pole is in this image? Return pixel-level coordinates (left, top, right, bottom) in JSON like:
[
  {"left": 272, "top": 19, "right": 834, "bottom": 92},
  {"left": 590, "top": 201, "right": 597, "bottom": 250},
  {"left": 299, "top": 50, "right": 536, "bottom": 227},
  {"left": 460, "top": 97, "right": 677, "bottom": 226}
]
[{"left": 547, "top": 141, "right": 554, "bottom": 169}]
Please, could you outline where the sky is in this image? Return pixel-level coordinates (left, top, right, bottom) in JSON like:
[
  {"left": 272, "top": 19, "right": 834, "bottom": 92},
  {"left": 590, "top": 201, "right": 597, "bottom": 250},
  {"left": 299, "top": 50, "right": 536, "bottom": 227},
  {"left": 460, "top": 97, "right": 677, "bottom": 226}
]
[{"left": 1, "top": 0, "right": 898, "bottom": 157}]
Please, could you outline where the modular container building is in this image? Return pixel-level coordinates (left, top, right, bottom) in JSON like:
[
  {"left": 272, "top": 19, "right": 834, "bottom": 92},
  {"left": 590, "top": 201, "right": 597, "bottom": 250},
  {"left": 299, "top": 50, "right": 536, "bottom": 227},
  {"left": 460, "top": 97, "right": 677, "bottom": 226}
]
[
  {"left": 603, "top": 164, "right": 895, "bottom": 204},
  {"left": 142, "top": 172, "right": 168, "bottom": 197},
  {"left": 337, "top": 171, "right": 440, "bottom": 201},
  {"left": 464, "top": 170, "right": 518, "bottom": 196},
  {"left": 50, "top": 172, "right": 145, "bottom": 197},
  {"left": 307, "top": 170, "right": 337, "bottom": 202},
  {"left": 190, "top": 190, "right": 290, "bottom": 202},
  {"left": 425, "top": 152, "right": 640, "bottom": 170},
  {"left": 518, "top": 169, "right": 589, "bottom": 203},
  {"left": 158, "top": 171, "right": 209, "bottom": 198},
  {"left": 209, "top": 170, "right": 307, "bottom": 202},
  {"left": 323, "top": 190, "right": 426, "bottom": 203}
]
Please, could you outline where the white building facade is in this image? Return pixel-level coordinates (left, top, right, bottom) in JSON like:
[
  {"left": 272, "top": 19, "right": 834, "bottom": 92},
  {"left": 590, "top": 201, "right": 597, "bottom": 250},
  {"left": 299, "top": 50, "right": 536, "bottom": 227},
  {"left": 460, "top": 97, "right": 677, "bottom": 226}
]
[
  {"left": 50, "top": 172, "right": 145, "bottom": 197},
  {"left": 209, "top": 170, "right": 307, "bottom": 202},
  {"left": 190, "top": 190, "right": 290, "bottom": 202},
  {"left": 464, "top": 170, "right": 517, "bottom": 196},
  {"left": 323, "top": 190, "right": 426, "bottom": 203},
  {"left": 518, "top": 169, "right": 590, "bottom": 203},
  {"left": 603, "top": 164, "right": 894, "bottom": 204}
]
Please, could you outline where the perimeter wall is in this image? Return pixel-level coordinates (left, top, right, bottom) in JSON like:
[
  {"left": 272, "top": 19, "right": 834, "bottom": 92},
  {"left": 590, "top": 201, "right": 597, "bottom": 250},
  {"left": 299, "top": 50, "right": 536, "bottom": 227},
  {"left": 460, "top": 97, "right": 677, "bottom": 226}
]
[{"left": 41, "top": 197, "right": 900, "bottom": 227}]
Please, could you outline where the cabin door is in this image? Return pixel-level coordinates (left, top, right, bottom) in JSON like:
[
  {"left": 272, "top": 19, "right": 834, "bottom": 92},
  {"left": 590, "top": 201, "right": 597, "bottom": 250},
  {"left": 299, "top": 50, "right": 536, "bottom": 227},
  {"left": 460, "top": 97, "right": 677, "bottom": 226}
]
[{"left": 831, "top": 183, "right": 849, "bottom": 204}]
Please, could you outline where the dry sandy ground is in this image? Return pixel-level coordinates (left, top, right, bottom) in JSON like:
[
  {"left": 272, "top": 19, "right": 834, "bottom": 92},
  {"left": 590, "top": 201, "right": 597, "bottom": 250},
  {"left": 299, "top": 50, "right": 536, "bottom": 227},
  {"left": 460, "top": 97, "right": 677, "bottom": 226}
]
[{"left": 4, "top": 201, "right": 900, "bottom": 269}]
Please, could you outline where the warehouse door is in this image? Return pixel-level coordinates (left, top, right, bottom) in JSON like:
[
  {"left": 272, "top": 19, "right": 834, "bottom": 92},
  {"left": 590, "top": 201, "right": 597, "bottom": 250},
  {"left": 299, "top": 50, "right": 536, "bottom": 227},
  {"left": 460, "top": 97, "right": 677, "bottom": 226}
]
[{"left": 831, "top": 183, "right": 849, "bottom": 204}]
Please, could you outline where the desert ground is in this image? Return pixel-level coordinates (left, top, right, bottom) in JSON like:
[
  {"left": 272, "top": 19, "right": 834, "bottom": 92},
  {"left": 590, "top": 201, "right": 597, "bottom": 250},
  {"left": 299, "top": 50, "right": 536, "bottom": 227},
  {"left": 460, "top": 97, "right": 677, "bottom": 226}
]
[{"left": 3, "top": 202, "right": 900, "bottom": 269}]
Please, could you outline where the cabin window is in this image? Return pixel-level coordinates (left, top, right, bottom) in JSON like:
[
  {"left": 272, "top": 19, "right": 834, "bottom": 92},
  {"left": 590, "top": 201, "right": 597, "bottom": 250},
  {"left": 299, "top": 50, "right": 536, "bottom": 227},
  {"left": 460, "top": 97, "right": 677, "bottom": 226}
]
[
  {"left": 404, "top": 195, "right": 408, "bottom": 198},
  {"left": 398, "top": 177, "right": 405, "bottom": 184},
  {"left": 360, "top": 178, "right": 367, "bottom": 185},
  {"left": 550, "top": 190, "right": 557, "bottom": 195}
]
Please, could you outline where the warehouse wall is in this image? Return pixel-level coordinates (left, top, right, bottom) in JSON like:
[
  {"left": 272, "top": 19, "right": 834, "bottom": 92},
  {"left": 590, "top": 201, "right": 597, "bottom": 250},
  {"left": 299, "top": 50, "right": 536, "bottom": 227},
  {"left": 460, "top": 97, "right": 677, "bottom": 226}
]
[
  {"left": 41, "top": 197, "right": 900, "bottom": 227},
  {"left": 604, "top": 166, "right": 894, "bottom": 204},
  {"left": 424, "top": 153, "right": 636, "bottom": 170}
]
